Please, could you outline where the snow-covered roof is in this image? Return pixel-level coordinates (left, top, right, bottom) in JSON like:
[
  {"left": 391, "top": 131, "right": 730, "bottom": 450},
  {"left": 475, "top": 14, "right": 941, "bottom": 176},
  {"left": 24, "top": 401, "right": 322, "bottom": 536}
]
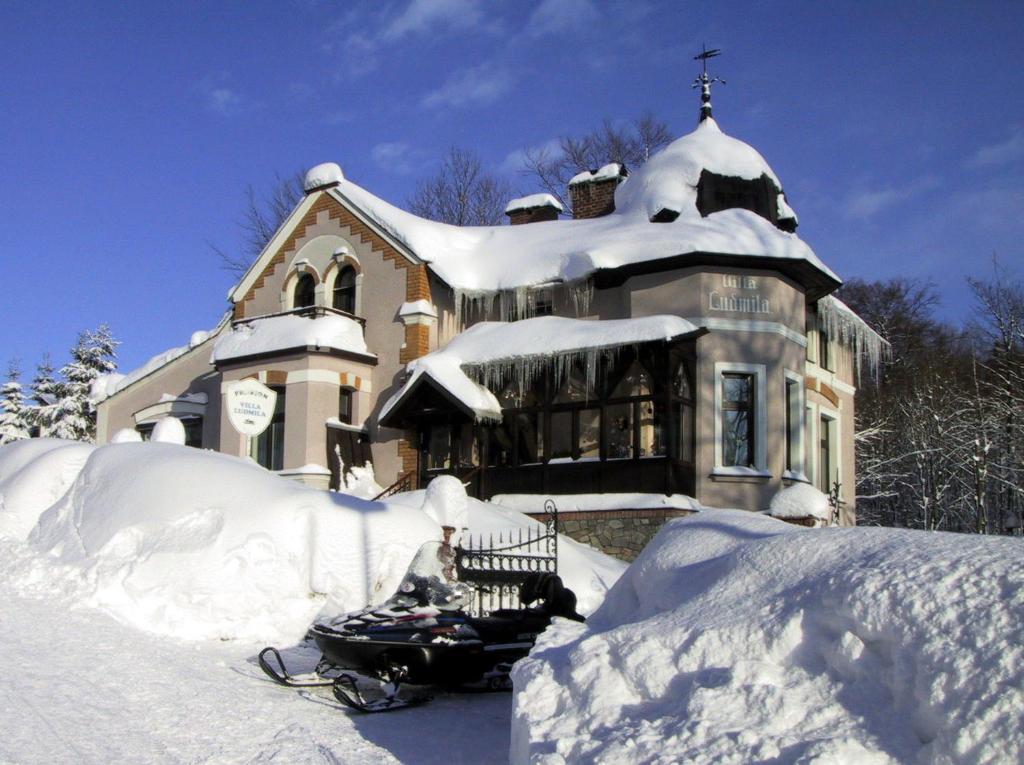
[
  {"left": 212, "top": 314, "right": 372, "bottom": 364},
  {"left": 91, "top": 320, "right": 226, "bottom": 404},
  {"left": 569, "top": 162, "right": 626, "bottom": 186},
  {"left": 320, "top": 118, "right": 836, "bottom": 294},
  {"left": 504, "top": 193, "right": 564, "bottom": 214},
  {"left": 380, "top": 314, "right": 700, "bottom": 423}
]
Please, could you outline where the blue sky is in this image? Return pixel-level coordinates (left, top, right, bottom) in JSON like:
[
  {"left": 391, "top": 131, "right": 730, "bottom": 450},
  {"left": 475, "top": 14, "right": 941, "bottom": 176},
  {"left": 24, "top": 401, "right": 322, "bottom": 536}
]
[{"left": 2, "top": 0, "right": 1023, "bottom": 374}]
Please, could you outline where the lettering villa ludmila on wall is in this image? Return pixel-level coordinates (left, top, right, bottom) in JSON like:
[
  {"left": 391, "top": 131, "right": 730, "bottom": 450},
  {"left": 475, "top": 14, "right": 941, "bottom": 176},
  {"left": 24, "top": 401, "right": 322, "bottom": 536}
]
[
  {"left": 708, "top": 275, "right": 772, "bottom": 314},
  {"left": 91, "top": 63, "right": 887, "bottom": 557}
]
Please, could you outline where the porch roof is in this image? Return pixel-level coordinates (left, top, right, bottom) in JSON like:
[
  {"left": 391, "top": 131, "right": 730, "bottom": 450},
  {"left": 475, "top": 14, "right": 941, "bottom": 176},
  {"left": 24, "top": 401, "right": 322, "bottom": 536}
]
[{"left": 379, "top": 315, "right": 701, "bottom": 427}]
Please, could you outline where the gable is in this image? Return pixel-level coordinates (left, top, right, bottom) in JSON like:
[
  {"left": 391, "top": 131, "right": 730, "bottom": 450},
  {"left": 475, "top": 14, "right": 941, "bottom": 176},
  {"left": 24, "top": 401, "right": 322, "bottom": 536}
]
[{"left": 231, "top": 192, "right": 431, "bottom": 321}]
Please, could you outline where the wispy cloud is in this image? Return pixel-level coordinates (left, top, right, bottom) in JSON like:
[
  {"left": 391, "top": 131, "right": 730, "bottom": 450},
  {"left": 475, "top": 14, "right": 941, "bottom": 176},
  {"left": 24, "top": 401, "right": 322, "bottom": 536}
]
[
  {"left": 196, "top": 73, "right": 254, "bottom": 116},
  {"left": 383, "top": 0, "right": 486, "bottom": 41},
  {"left": 421, "top": 63, "right": 513, "bottom": 110},
  {"left": 370, "top": 141, "right": 429, "bottom": 174},
  {"left": 844, "top": 175, "right": 939, "bottom": 220},
  {"left": 966, "top": 128, "right": 1024, "bottom": 168},
  {"left": 500, "top": 138, "right": 562, "bottom": 175},
  {"left": 327, "top": 0, "right": 495, "bottom": 78},
  {"left": 526, "top": 0, "right": 599, "bottom": 37}
]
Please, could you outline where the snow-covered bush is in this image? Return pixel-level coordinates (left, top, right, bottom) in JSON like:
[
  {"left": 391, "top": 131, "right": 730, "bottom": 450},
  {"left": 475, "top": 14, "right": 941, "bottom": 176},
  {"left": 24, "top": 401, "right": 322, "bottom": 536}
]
[
  {"left": 512, "top": 510, "right": 1024, "bottom": 764},
  {"left": 151, "top": 417, "right": 185, "bottom": 444}
]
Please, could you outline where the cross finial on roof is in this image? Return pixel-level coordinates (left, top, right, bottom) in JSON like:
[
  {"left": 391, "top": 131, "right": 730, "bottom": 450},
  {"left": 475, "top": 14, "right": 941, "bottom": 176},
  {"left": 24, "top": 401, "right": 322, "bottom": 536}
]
[{"left": 692, "top": 44, "right": 725, "bottom": 123}]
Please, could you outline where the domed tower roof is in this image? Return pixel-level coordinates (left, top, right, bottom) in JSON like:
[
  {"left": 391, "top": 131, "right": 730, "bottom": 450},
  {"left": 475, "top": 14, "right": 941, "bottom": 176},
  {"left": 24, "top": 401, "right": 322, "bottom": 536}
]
[{"left": 614, "top": 117, "right": 798, "bottom": 232}]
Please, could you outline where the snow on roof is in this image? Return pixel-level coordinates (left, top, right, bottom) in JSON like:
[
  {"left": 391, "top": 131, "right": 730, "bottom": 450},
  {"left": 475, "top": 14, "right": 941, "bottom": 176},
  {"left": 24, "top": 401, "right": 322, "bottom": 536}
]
[
  {"left": 91, "top": 320, "right": 226, "bottom": 404},
  {"left": 323, "top": 118, "right": 836, "bottom": 293},
  {"left": 380, "top": 315, "right": 699, "bottom": 423},
  {"left": 303, "top": 162, "right": 344, "bottom": 191},
  {"left": 504, "top": 193, "right": 564, "bottom": 214},
  {"left": 212, "top": 314, "right": 371, "bottom": 364},
  {"left": 569, "top": 162, "right": 626, "bottom": 186}
]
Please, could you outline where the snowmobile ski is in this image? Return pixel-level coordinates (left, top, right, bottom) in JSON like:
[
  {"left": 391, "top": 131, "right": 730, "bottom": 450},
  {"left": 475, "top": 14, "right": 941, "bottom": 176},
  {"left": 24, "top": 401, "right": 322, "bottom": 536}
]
[
  {"left": 258, "top": 647, "right": 336, "bottom": 688},
  {"left": 331, "top": 672, "right": 431, "bottom": 713}
]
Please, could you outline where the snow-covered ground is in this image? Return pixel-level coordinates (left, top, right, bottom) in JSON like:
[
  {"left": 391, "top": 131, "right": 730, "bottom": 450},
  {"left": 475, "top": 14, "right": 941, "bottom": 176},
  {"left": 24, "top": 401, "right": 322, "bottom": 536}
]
[
  {"left": 511, "top": 510, "right": 1024, "bottom": 764},
  {"left": 4, "top": 439, "right": 1022, "bottom": 764},
  {"left": 0, "top": 438, "right": 624, "bottom": 764}
]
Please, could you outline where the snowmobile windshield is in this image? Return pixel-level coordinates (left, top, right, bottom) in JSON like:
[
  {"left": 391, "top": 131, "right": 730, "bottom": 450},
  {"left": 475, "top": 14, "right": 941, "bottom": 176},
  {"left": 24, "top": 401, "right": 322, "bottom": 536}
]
[{"left": 388, "top": 542, "right": 472, "bottom": 612}]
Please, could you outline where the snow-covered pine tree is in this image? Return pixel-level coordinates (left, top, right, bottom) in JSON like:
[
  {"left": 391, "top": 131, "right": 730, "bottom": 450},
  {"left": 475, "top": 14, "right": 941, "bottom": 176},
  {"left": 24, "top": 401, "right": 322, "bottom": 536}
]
[
  {"left": 0, "top": 361, "right": 32, "bottom": 445},
  {"left": 30, "top": 355, "right": 62, "bottom": 437},
  {"left": 52, "top": 325, "right": 119, "bottom": 442}
]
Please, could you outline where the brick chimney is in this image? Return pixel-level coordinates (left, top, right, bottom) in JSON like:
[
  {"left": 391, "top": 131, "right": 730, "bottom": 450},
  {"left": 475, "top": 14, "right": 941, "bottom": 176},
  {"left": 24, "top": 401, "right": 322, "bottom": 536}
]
[
  {"left": 569, "top": 163, "right": 628, "bottom": 219},
  {"left": 504, "top": 193, "right": 564, "bottom": 225}
]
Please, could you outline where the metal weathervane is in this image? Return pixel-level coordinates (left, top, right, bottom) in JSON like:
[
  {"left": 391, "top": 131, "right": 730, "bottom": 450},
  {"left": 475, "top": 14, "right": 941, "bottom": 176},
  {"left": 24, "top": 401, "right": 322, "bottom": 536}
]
[{"left": 692, "top": 44, "right": 725, "bottom": 123}]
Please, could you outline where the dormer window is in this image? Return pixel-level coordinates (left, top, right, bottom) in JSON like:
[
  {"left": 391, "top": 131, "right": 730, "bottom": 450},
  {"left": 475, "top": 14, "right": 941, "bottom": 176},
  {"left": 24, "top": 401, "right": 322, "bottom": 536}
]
[
  {"left": 294, "top": 273, "right": 316, "bottom": 309},
  {"left": 333, "top": 267, "right": 357, "bottom": 314}
]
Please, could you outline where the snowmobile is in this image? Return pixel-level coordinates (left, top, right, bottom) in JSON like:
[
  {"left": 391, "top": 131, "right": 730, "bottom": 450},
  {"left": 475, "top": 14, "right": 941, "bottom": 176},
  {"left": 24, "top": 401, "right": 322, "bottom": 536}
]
[{"left": 258, "top": 539, "right": 583, "bottom": 713}]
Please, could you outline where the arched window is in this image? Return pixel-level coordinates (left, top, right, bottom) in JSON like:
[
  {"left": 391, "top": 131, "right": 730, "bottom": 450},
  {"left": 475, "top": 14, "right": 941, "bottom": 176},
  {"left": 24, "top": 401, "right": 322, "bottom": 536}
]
[
  {"left": 294, "top": 273, "right": 316, "bottom": 309},
  {"left": 333, "top": 267, "right": 357, "bottom": 314}
]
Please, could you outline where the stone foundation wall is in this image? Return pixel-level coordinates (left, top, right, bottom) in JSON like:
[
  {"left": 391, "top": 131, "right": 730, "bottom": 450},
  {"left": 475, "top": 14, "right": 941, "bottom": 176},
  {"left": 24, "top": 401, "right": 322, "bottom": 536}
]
[{"left": 529, "top": 508, "right": 696, "bottom": 562}]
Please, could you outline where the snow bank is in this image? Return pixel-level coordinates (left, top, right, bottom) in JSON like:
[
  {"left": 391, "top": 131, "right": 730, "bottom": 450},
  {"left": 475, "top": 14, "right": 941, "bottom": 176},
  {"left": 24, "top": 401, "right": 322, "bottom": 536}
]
[
  {"left": 24, "top": 443, "right": 440, "bottom": 643},
  {"left": 1, "top": 441, "right": 623, "bottom": 644},
  {"left": 511, "top": 510, "right": 1024, "bottom": 764},
  {"left": 0, "top": 439, "right": 95, "bottom": 540},
  {"left": 212, "top": 314, "right": 370, "bottom": 363},
  {"left": 769, "top": 481, "right": 831, "bottom": 520}
]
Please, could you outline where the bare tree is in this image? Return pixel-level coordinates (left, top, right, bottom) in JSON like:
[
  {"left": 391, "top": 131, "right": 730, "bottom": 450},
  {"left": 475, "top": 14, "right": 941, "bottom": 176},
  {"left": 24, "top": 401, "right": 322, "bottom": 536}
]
[
  {"left": 408, "top": 148, "right": 512, "bottom": 226},
  {"left": 212, "top": 171, "right": 306, "bottom": 274},
  {"left": 522, "top": 112, "right": 673, "bottom": 213}
]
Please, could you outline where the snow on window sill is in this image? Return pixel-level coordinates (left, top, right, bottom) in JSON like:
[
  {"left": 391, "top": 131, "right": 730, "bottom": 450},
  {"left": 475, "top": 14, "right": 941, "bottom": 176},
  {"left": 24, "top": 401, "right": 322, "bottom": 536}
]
[
  {"left": 782, "top": 470, "right": 810, "bottom": 483},
  {"left": 710, "top": 466, "right": 772, "bottom": 481}
]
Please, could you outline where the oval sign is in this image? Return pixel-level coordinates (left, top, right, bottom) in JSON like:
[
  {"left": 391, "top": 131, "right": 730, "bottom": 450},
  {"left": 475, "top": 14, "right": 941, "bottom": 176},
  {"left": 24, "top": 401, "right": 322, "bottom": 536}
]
[{"left": 226, "top": 379, "right": 278, "bottom": 437}]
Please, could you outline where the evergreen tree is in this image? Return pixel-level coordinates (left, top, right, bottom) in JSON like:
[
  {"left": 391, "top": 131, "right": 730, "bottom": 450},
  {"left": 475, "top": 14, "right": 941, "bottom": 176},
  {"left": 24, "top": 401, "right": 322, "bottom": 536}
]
[
  {"left": 30, "top": 354, "right": 62, "bottom": 437},
  {"left": 0, "top": 361, "right": 32, "bottom": 445},
  {"left": 52, "top": 325, "right": 119, "bottom": 442}
]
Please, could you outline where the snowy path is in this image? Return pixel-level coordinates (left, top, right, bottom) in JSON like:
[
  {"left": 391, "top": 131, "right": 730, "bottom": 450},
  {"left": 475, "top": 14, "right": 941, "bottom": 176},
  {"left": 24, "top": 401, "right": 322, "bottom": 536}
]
[{"left": 0, "top": 573, "right": 511, "bottom": 764}]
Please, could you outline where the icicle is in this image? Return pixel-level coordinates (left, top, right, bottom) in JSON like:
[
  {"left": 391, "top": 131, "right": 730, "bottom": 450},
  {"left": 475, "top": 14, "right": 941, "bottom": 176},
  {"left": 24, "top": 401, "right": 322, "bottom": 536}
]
[
  {"left": 568, "top": 279, "right": 594, "bottom": 317},
  {"left": 817, "top": 295, "right": 889, "bottom": 381}
]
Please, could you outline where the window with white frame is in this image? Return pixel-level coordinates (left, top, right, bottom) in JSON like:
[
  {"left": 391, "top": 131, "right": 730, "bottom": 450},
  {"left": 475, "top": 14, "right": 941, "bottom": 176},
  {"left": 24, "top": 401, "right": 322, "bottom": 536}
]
[
  {"left": 818, "top": 411, "right": 838, "bottom": 493},
  {"left": 714, "top": 362, "right": 767, "bottom": 473}
]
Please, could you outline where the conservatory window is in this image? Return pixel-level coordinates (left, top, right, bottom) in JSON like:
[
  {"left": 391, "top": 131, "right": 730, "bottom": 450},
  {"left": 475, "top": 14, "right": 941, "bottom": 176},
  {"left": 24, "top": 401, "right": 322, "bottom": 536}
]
[
  {"left": 293, "top": 273, "right": 316, "bottom": 309},
  {"left": 333, "top": 267, "right": 357, "bottom": 314},
  {"left": 606, "top": 402, "right": 634, "bottom": 459},
  {"left": 578, "top": 408, "right": 601, "bottom": 459},
  {"left": 458, "top": 423, "right": 479, "bottom": 468},
  {"left": 426, "top": 425, "right": 451, "bottom": 471},
  {"left": 672, "top": 362, "right": 694, "bottom": 463},
  {"left": 549, "top": 410, "right": 573, "bottom": 460},
  {"left": 514, "top": 411, "right": 543, "bottom": 464}
]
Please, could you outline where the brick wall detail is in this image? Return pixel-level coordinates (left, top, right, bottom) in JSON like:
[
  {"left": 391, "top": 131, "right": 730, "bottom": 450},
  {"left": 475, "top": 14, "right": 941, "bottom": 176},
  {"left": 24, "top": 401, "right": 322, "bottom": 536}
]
[{"left": 237, "top": 193, "right": 431, "bottom": 319}]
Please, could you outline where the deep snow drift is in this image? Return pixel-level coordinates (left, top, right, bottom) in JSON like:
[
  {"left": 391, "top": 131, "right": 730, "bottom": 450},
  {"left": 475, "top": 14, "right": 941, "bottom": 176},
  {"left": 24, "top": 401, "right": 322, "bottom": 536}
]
[
  {"left": 0, "top": 439, "right": 623, "bottom": 645},
  {"left": 511, "top": 510, "right": 1024, "bottom": 764}
]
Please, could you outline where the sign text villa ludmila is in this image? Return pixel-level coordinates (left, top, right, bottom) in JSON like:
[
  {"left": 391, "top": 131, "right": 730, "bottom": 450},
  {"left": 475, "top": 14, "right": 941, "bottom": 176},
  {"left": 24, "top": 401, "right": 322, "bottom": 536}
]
[{"left": 708, "top": 274, "right": 771, "bottom": 315}]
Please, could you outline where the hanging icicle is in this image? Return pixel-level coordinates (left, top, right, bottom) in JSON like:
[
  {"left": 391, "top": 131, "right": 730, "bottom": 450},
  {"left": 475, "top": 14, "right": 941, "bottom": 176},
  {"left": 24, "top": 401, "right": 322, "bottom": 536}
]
[
  {"left": 568, "top": 279, "right": 594, "bottom": 317},
  {"left": 817, "top": 295, "right": 889, "bottom": 381},
  {"left": 462, "top": 342, "right": 635, "bottom": 401}
]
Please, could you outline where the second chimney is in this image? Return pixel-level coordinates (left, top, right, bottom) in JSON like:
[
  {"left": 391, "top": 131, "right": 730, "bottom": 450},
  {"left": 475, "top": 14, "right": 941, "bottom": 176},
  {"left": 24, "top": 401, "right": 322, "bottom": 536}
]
[
  {"left": 505, "top": 193, "right": 564, "bottom": 225},
  {"left": 569, "top": 163, "right": 628, "bottom": 219}
]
